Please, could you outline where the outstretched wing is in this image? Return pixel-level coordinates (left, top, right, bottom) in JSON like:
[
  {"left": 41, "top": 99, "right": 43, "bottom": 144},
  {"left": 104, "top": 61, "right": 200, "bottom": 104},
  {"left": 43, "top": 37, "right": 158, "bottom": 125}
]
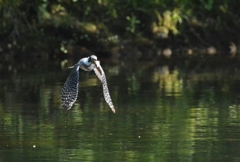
[
  {"left": 94, "top": 64, "right": 115, "bottom": 113},
  {"left": 61, "top": 67, "right": 79, "bottom": 110}
]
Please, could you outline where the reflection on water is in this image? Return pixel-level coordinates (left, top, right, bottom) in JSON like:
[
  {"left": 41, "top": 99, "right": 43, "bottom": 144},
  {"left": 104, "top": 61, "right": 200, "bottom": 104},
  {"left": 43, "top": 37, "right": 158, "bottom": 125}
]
[{"left": 1, "top": 57, "right": 240, "bottom": 161}]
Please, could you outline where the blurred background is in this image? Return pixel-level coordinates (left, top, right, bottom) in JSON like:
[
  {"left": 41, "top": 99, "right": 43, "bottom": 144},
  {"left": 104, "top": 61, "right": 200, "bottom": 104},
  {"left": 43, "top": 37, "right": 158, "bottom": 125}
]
[
  {"left": 1, "top": 0, "right": 240, "bottom": 161},
  {"left": 0, "top": 0, "right": 239, "bottom": 59}
]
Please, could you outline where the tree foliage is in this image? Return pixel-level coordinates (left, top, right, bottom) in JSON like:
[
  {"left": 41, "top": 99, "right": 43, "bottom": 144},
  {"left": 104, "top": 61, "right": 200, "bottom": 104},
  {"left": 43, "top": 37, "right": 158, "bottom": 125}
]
[{"left": 0, "top": 0, "right": 239, "bottom": 57}]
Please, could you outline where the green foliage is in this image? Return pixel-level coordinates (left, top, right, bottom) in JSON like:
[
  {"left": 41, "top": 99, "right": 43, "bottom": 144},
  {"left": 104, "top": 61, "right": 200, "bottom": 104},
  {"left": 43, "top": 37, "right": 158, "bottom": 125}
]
[
  {"left": 152, "top": 9, "right": 182, "bottom": 38},
  {"left": 0, "top": 0, "right": 240, "bottom": 55},
  {"left": 126, "top": 16, "right": 140, "bottom": 33}
]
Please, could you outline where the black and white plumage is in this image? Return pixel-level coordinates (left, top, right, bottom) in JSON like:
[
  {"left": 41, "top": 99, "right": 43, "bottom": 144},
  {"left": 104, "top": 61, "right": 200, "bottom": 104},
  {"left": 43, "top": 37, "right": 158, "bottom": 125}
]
[{"left": 61, "top": 55, "right": 115, "bottom": 113}]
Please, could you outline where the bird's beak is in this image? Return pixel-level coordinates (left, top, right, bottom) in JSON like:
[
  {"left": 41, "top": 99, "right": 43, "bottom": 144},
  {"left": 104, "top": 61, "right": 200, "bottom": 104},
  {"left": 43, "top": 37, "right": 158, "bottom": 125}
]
[
  {"left": 94, "top": 60, "right": 102, "bottom": 75},
  {"left": 94, "top": 60, "right": 100, "bottom": 67}
]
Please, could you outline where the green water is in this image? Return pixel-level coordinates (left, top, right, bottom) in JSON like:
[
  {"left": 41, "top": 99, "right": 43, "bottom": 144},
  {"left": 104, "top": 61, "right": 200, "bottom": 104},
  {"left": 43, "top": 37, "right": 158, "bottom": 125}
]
[{"left": 1, "top": 57, "right": 240, "bottom": 162}]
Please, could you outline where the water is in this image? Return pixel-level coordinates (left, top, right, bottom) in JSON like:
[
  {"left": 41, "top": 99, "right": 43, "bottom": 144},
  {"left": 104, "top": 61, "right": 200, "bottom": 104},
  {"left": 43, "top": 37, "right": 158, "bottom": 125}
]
[{"left": 1, "top": 56, "right": 240, "bottom": 161}]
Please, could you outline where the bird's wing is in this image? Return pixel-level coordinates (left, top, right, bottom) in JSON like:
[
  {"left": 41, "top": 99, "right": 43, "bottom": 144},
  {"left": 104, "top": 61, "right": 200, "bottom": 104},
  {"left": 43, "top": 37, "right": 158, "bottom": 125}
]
[
  {"left": 94, "top": 64, "right": 115, "bottom": 113},
  {"left": 61, "top": 67, "right": 79, "bottom": 110}
]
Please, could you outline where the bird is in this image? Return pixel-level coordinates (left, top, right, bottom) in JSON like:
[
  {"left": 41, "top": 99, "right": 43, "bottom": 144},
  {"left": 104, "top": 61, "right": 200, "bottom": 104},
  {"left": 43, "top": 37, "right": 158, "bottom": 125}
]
[{"left": 61, "top": 55, "right": 115, "bottom": 113}]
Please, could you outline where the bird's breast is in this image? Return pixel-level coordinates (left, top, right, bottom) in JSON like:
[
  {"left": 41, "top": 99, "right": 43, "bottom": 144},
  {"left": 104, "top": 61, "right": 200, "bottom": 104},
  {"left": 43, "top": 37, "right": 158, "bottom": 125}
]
[{"left": 81, "top": 63, "right": 96, "bottom": 71}]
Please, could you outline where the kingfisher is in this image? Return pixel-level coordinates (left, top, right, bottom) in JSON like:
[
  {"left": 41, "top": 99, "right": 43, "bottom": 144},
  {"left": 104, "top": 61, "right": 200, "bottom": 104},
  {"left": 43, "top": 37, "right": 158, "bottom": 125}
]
[{"left": 61, "top": 55, "right": 115, "bottom": 113}]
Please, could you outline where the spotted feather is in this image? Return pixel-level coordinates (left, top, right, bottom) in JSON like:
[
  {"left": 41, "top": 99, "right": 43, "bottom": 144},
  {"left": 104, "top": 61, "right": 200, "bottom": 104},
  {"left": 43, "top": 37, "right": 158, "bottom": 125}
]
[
  {"left": 61, "top": 67, "right": 79, "bottom": 110},
  {"left": 94, "top": 64, "right": 115, "bottom": 113}
]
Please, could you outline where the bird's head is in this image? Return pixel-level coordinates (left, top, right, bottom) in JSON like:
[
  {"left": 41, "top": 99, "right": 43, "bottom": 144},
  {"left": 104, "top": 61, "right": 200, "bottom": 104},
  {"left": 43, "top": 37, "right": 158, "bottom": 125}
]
[
  {"left": 88, "top": 55, "right": 102, "bottom": 74},
  {"left": 88, "top": 55, "right": 98, "bottom": 63},
  {"left": 88, "top": 55, "right": 100, "bottom": 68}
]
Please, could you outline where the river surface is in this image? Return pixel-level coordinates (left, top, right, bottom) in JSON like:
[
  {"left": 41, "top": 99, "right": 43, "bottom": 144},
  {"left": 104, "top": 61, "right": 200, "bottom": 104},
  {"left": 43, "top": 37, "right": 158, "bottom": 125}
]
[{"left": 1, "top": 56, "right": 240, "bottom": 162}]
